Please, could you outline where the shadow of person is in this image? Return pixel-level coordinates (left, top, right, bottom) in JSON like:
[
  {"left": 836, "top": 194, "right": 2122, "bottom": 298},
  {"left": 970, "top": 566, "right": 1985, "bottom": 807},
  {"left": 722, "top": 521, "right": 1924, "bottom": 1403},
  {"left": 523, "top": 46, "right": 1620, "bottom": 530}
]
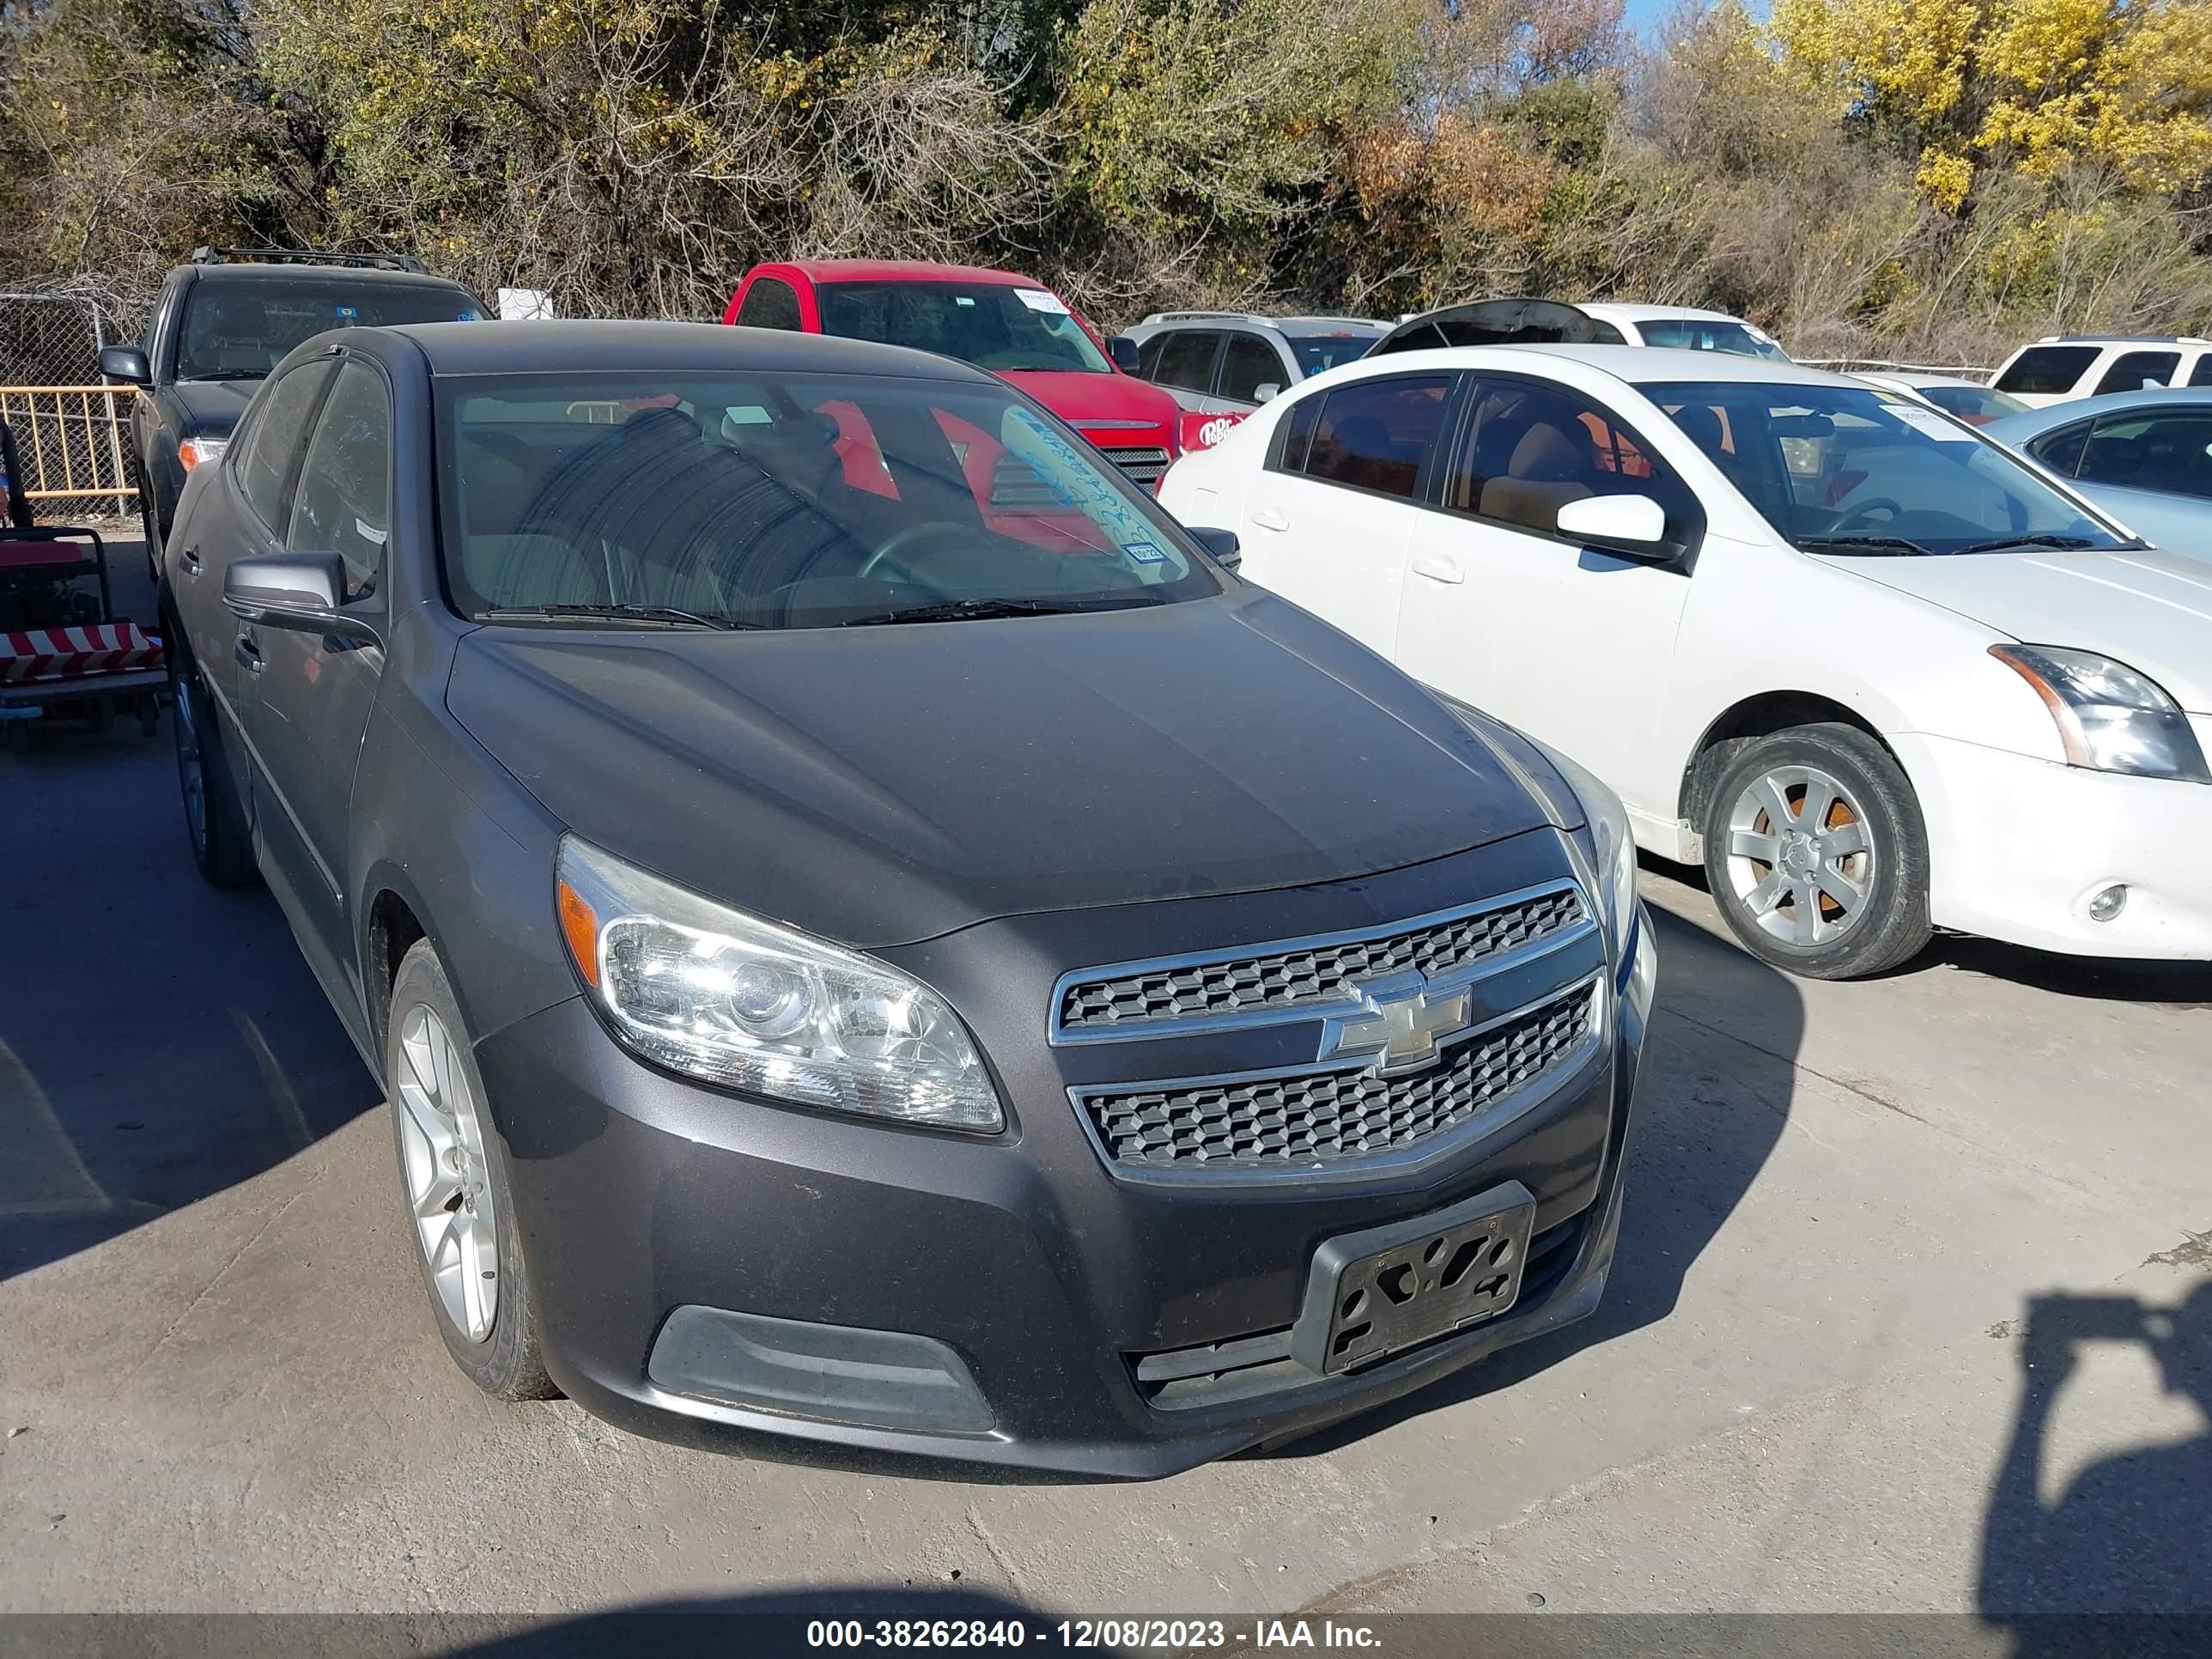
[
  {"left": 1265, "top": 896, "right": 1803, "bottom": 1455},
  {"left": 1978, "top": 1284, "right": 2212, "bottom": 1654}
]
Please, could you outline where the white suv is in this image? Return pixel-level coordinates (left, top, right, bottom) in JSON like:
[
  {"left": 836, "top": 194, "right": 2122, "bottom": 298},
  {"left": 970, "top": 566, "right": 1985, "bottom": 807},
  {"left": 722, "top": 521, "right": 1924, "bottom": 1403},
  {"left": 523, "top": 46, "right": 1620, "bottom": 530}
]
[
  {"left": 1990, "top": 336, "right": 2212, "bottom": 407},
  {"left": 1126, "top": 313, "right": 1389, "bottom": 416},
  {"left": 1160, "top": 344, "right": 2212, "bottom": 978}
]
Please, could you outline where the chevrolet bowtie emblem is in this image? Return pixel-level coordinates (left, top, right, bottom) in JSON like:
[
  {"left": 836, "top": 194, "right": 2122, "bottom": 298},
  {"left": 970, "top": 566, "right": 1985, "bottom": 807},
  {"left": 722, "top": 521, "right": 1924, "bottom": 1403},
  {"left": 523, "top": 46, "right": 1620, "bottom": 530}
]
[{"left": 1318, "top": 972, "right": 1473, "bottom": 1077}]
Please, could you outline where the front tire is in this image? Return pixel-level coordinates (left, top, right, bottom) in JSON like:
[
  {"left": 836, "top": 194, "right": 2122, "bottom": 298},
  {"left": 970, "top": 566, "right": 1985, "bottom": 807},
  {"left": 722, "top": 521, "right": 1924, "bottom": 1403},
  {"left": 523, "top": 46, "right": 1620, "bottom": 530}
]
[
  {"left": 386, "top": 940, "right": 556, "bottom": 1401},
  {"left": 1701, "top": 723, "right": 1931, "bottom": 980},
  {"left": 171, "top": 652, "right": 257, "bottom": 888}
]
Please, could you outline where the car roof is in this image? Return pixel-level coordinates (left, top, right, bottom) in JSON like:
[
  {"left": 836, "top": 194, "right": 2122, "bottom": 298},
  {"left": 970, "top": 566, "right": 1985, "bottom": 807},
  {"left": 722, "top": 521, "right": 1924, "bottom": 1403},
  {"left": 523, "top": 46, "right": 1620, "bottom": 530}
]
[
  {"left": 378, "top": 319, "right": 998, "bottom": 382},
  {"left": 1274, "top": 317, "right": 1389, "bottom": 336},
  {"left": 173, "top": 263, "right": 475, "bottom": 291},
  {"left": 1859, "top": 372, "right": 1994, "bottom": 392},
  {"left": 1984, "top": 385, "right": 2212, "bottom": 435},
  {"left": 1340, "top": 343, "right": 1869, "bottom": 390},
  {"left": 1577, "top": 303, "right": 1751, "bottom": 325},
  {"left": 768, "top": 258, "right": 1042, "bottom": 288}
]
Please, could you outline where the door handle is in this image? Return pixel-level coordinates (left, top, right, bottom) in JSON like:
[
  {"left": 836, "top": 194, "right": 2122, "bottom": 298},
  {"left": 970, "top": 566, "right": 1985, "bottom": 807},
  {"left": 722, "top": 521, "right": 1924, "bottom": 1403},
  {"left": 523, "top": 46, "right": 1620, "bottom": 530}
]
[
  {"left": 1411, "top": 556, "right": 1464, "bottom": 586},
  {"left": 1249, "top": 507, "right": 1290, "bottom": 532},
  {"left": 234, "top": 630, "right": 263, "bottom": 673},
  {"left": 179, "top": 545, "right": 203, "bottom": 577}
]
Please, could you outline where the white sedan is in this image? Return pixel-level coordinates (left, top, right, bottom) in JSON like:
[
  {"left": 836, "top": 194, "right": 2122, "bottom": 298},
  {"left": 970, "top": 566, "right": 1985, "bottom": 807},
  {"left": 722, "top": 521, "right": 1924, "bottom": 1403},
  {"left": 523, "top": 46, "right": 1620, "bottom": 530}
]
[{"left": 1161, "top": 346, "right": 2212, "bottom": 978}]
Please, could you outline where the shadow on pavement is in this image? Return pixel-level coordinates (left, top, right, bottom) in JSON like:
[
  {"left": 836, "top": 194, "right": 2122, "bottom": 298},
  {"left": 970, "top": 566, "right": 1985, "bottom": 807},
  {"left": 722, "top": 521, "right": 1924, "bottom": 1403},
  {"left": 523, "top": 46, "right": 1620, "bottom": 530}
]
[
  {"left": 0, "top": 552, "right": 379, "bottom": 1279},
  {"left": 1270, "top": 899, "right": 1802, "bottom": 1455},
  {"left": 1978, "top": 1281, "right": 2212, "bottom": 1644}
]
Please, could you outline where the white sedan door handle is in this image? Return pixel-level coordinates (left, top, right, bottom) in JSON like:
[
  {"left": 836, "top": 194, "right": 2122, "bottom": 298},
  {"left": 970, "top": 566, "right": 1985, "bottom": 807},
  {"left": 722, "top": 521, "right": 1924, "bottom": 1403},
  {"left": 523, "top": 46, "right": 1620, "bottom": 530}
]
[
  {"left": 1411, "top": 556, "right": 1464, "bottom": 585},
  {"left": 1250, "top": 507, "right": 1290, "bottom": 532}
]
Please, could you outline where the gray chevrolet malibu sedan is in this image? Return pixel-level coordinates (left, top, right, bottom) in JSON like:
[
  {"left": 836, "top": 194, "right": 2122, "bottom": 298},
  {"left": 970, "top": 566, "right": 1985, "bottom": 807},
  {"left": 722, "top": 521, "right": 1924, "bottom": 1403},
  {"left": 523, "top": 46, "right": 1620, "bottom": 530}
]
[{"left": 156, "top": 319, "right": 1655, "bottom": 1476}]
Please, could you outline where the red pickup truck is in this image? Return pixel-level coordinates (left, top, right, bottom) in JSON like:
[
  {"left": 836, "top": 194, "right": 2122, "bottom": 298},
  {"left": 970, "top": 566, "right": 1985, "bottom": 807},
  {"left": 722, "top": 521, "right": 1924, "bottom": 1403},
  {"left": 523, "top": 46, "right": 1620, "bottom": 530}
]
[{"left": 723, "top": 260, "right": 1192, "bottom": 486}]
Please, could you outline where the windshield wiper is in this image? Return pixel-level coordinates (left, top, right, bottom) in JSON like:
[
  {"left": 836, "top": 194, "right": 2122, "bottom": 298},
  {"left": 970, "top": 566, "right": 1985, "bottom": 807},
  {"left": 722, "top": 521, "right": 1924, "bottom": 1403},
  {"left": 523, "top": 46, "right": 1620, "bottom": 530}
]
[
  {"left": 839, "top": 597, "right": 1091, "bottom": 627},
  {"left": 179, "top": 369, "right": 268, "bottom": 382},
  {"left": 1945, "top": 533, "right": 2100, "bottom": 556},
  {"left": 1796, "top": 535, "right": 1935, "bottom": 556},
  {"left": 477, "top": 603, "right": 755, "bottom": 630}
]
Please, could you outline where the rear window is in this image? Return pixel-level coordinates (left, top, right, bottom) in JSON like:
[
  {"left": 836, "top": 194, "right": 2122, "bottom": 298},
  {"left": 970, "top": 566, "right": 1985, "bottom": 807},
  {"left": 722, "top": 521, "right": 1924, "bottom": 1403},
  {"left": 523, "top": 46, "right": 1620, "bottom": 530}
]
[
  {"left": 1995, "top": 346, "right": 2099, "bottom": 396},
  {"left": 1915, "top": 385, "right": 2029, "bottom": 426}
]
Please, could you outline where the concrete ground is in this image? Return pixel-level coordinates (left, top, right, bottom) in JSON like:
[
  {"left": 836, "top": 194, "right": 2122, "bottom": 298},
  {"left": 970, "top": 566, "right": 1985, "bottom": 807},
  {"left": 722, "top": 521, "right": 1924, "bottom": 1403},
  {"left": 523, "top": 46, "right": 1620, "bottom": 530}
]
[{"left": 3, "top": 546, "right": 2208, "bottom": 1625}]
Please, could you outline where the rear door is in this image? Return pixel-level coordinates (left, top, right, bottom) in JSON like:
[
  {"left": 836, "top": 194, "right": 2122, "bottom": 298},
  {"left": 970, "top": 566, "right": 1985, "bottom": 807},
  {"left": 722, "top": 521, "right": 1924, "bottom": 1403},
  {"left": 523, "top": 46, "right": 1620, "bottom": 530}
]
[
  {"left": 240, "top": 356, "right": 392, "bottom": 996},
  {"left": 1233, "top": 371, "right": 1457, "bottom": 658},
  {"left": 1149, "top": 330, "right": 1224, "bottom": 413},
  {"left": 176, "top": 356, "right": 336, "bottom": 770},
  {"left": 1214, "top": 331, "right": 1294, "bottom": 413},
  {"left": 1393, "top": 374, "right": 1700, "bottom": 817}
]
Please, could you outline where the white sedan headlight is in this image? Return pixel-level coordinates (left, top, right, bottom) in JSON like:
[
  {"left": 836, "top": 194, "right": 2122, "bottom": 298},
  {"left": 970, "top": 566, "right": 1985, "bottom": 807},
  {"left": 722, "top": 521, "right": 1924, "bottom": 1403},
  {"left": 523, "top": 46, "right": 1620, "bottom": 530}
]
[
  {"left": 1990, "top": 645, "right": 2210, "bottom": 783},
  {"left": 555, "top": 836, "right": 1003, "bottom": 1131}
]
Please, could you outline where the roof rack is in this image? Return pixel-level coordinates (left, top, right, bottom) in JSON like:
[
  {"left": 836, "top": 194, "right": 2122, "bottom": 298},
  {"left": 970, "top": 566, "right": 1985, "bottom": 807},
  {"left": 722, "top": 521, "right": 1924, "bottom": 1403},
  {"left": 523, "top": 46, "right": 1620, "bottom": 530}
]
[
  {"left": 189, "top": 246, "right": 428, "bottom": 274},
  {"left": 1141, "top": 310, "right": 1267, "bottom": 325},
  {"left": 2048, "top": 332, "right": 2211, "bottom": 346}
]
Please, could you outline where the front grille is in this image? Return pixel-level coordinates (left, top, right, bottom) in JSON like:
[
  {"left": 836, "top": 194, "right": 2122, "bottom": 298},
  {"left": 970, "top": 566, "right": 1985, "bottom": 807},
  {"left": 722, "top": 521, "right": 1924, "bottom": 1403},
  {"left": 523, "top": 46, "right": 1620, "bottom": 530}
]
[
  {"left": 1059, "top": 886, "right": 1586, "bottom": 1034},
  {"left": 1100, "top": 445, "right": 1171, "bottom": 485},
  {"left": 1079, "top": 981, "right": 1596, "bottom": 1171}
]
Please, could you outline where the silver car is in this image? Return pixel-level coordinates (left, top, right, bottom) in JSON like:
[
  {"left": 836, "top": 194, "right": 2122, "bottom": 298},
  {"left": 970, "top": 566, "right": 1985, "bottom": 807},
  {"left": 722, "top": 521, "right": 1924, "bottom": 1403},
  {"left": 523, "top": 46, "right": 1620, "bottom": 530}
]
[
  {"left": 1985, "top": 387, "right": 2212, "bottom": 560},
  {"left": 1127, "top": 313, "right": 1388, "bottom": 416}
]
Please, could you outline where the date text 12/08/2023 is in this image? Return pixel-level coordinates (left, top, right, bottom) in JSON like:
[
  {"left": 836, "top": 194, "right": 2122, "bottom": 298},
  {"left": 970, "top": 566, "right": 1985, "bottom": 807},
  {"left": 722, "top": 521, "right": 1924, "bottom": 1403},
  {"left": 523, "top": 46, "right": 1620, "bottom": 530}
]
[{"left": 805, "top": 1620, "right": 1384, "bottom": 1650}]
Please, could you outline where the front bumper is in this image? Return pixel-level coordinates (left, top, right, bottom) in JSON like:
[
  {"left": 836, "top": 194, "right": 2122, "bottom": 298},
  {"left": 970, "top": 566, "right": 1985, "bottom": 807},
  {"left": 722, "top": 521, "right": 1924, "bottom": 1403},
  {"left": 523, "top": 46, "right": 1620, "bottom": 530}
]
[
  {"left": 1899, "top": 727, "right": 2212, "bottom": 959},
  {"left": 477, "top": 848, "right": 1655, "bottom": 1479}
]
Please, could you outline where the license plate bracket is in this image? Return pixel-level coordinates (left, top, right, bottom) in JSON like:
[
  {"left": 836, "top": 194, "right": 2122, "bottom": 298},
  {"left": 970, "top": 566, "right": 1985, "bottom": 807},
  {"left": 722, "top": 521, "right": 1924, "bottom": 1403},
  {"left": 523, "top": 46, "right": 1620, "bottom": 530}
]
[{"left": 1289, "top": 1182, "right": 1537, "bottom": 1376}]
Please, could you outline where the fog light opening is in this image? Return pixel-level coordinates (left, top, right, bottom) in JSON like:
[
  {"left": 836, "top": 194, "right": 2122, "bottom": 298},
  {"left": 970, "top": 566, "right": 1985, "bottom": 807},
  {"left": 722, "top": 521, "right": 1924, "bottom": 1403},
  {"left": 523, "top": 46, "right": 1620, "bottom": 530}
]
[{"left": 2087, "top": 884, "right": 2129, "bottom": 923}]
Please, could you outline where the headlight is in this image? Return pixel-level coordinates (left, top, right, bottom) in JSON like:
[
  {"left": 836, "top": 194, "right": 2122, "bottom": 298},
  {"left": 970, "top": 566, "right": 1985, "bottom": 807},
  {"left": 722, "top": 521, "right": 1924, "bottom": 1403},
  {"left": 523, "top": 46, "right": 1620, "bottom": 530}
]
[
  {"left": 554, "top": 837, "right": 1003, "bottom": 1132},
  {"left": 1990, "top": 645, "right": 2210, "bottom": 784},
  {"left": 1529, "top": 738, "right": 1642, "bottom": 964}
]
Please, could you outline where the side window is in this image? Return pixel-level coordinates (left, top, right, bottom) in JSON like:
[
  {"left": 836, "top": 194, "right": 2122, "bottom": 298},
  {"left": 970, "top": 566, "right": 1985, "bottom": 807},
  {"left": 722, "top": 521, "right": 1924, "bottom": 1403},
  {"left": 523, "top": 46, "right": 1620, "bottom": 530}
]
[
  {"left": 1587, "top": 320, "right": 1629, "bottom": 345},
  {"left": 1447, "top": 377, "right": 1697, "bottom": 540},
  {"left": 1293, "top": 374, "right": 1453, "bottom": 500},
  {"left": 2076, "top": 413, "right": 2212, "bottom": 500},
  {"left": 234, "top": 360, "right": 337, "bottom": 534},
  {"left": 1273, "top": 389, "right": 1323, "bottom": 472},
  {"left": 2191, "top": 353, "right": 2212, "bottom": 388},
  {"left": 734, "top": 277, "right": 802, "bottom": 331},
  {"left": 1218, "top": 334, "right": 1288, "bottom": 404},
  {"left": 1995, "top": 346, "right": 2099, "bottom": 396},
  {"left": 1134, "top": 333, "right": 1170, "bottom": 380},
  {"left": 288, "top": 361, "right": 392, "bottom": 598},
  {"left": 2094, "top": 350, "right": 2180, "bottom": 396},
  {"left": 1154, "top": 331, "right": 1223, "bottom": 393},
  {"left": 2026, "top": 422, "right": 2092, "bottom": 477}
]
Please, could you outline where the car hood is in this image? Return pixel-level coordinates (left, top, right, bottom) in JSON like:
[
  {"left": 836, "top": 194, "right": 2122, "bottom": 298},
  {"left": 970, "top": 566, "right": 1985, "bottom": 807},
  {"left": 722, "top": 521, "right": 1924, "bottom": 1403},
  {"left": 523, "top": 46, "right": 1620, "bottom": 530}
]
[
  {"left": 170, "top": 378, "right": 260, "bottom": 434},
  {"left": 1835, "top": 547, "right": 2212, "bottom": 712},
  {"left": 998, "top": 369, "right": 1181, "bottom": 440},
  {"left": 447, "top": 590, "right": 1551, "bottom": 948}
]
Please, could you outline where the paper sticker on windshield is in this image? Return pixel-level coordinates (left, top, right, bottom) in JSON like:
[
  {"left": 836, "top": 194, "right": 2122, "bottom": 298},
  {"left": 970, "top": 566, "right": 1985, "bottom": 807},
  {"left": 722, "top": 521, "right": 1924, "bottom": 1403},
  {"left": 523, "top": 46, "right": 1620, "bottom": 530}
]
[
  {"left": 1889, "top": 404, "right": 1976, "bottom": 442},
  {"left": 1014, "top": 288, "right": 1070, "bottom": 315},
  {"left": 1122, "top": 540, "right": 1167, "bottom": 565}
]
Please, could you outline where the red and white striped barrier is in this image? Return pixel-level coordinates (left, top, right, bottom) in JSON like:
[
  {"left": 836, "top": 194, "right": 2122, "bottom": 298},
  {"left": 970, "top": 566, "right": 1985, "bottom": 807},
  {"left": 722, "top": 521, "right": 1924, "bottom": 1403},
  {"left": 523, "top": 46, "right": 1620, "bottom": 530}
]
[{"left": 0, "top": 621, "right": 163, "bottom": 684}]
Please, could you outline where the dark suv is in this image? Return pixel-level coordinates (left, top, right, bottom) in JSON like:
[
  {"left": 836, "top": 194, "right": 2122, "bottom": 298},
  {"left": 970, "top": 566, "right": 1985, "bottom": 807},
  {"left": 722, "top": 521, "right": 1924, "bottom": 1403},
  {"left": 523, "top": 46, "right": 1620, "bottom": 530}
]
[
  {"left": 100, "top": 248, "right": 482, "bottom": 580},
  {"left": 159, "top": 319, "right": 1654, "bottom": 1475}
]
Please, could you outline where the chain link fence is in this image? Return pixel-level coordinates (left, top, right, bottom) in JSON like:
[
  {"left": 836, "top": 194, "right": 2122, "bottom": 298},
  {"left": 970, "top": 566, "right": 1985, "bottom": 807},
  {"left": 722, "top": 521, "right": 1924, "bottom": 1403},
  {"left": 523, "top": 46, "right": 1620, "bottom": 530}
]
[{"left": 0, "top": 282, "right": 155, "bottom": 520}]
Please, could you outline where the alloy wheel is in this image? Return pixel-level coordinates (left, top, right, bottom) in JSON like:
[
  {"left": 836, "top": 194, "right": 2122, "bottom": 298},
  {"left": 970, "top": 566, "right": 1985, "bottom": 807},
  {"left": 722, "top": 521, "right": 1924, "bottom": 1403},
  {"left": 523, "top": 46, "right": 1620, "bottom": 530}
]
[
  {"left": 393, "top": 1003, "right": 501, "bottom": 1342},
  {"left": 1722, "top": 763, "right": 1876, "bottom": 948}
]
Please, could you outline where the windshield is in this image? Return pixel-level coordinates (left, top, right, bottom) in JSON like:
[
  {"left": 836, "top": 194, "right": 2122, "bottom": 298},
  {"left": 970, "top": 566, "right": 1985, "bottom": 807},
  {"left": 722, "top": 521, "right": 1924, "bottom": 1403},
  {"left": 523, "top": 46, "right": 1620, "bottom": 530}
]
[
  {"left": 176, "top": 279, "right": 478, "bottom": 380},
  {"left": 1288, "top": 331, "right": 1383, "bottom": 376},
  {"left": 1638, "top": 319, "right": 1790, "bottom": 362},
  {"left": 1913, "top": 383, "right": 2029, "bottom": 426},
  {"left": 1644, "top": 380, "right": 2134, "bottom": 556},
  {"left": 814, "top": 283, "right": 1111, "bottom": 374},
  {"left": 437, "top": 372, "right": 1217, "bottom": 629}
]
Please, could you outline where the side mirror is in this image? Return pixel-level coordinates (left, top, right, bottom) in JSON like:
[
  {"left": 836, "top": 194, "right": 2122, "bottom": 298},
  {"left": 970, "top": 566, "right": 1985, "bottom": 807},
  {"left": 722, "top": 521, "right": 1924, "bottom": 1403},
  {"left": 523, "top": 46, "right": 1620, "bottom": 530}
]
[
  {"left": 1253, "top": 383, "right": 1281, "bottom": 404},
  {"left": 1107, "top": 335, "right": 1141, "bottom": 374},
  {"left": 100, "top": 345, "right": 151, "bottom": 386},
  {"left": 1554, "top": 494, "right": 1674, "bottom": 560},
  {"left": 223, "top": 551, "right": 377, "bottom": 639},
  {"left": 1187, "top": 526, "right": 1242, "bottom": 572}
]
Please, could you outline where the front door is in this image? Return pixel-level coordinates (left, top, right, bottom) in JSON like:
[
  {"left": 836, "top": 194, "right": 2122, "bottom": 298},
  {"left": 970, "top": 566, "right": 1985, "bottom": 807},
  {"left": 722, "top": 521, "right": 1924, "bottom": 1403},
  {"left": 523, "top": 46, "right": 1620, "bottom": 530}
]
[
  {"left": 240, "top": 356, "right": 392, "bottom": 1001},
  {"left": 1234, "top": 371, "right": 1457, "bottom": 659},
  {"left": 1393, "top": 374, "right": 1697, "bottom": 819}
]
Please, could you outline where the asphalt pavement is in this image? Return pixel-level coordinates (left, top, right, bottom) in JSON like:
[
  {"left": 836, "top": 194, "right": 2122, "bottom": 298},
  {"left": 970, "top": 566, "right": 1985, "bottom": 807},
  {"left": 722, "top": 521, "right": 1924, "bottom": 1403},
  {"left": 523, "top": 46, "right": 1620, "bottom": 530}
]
[{"left": 3, "top": 545, "right": 2207, "bottom": 1626}]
